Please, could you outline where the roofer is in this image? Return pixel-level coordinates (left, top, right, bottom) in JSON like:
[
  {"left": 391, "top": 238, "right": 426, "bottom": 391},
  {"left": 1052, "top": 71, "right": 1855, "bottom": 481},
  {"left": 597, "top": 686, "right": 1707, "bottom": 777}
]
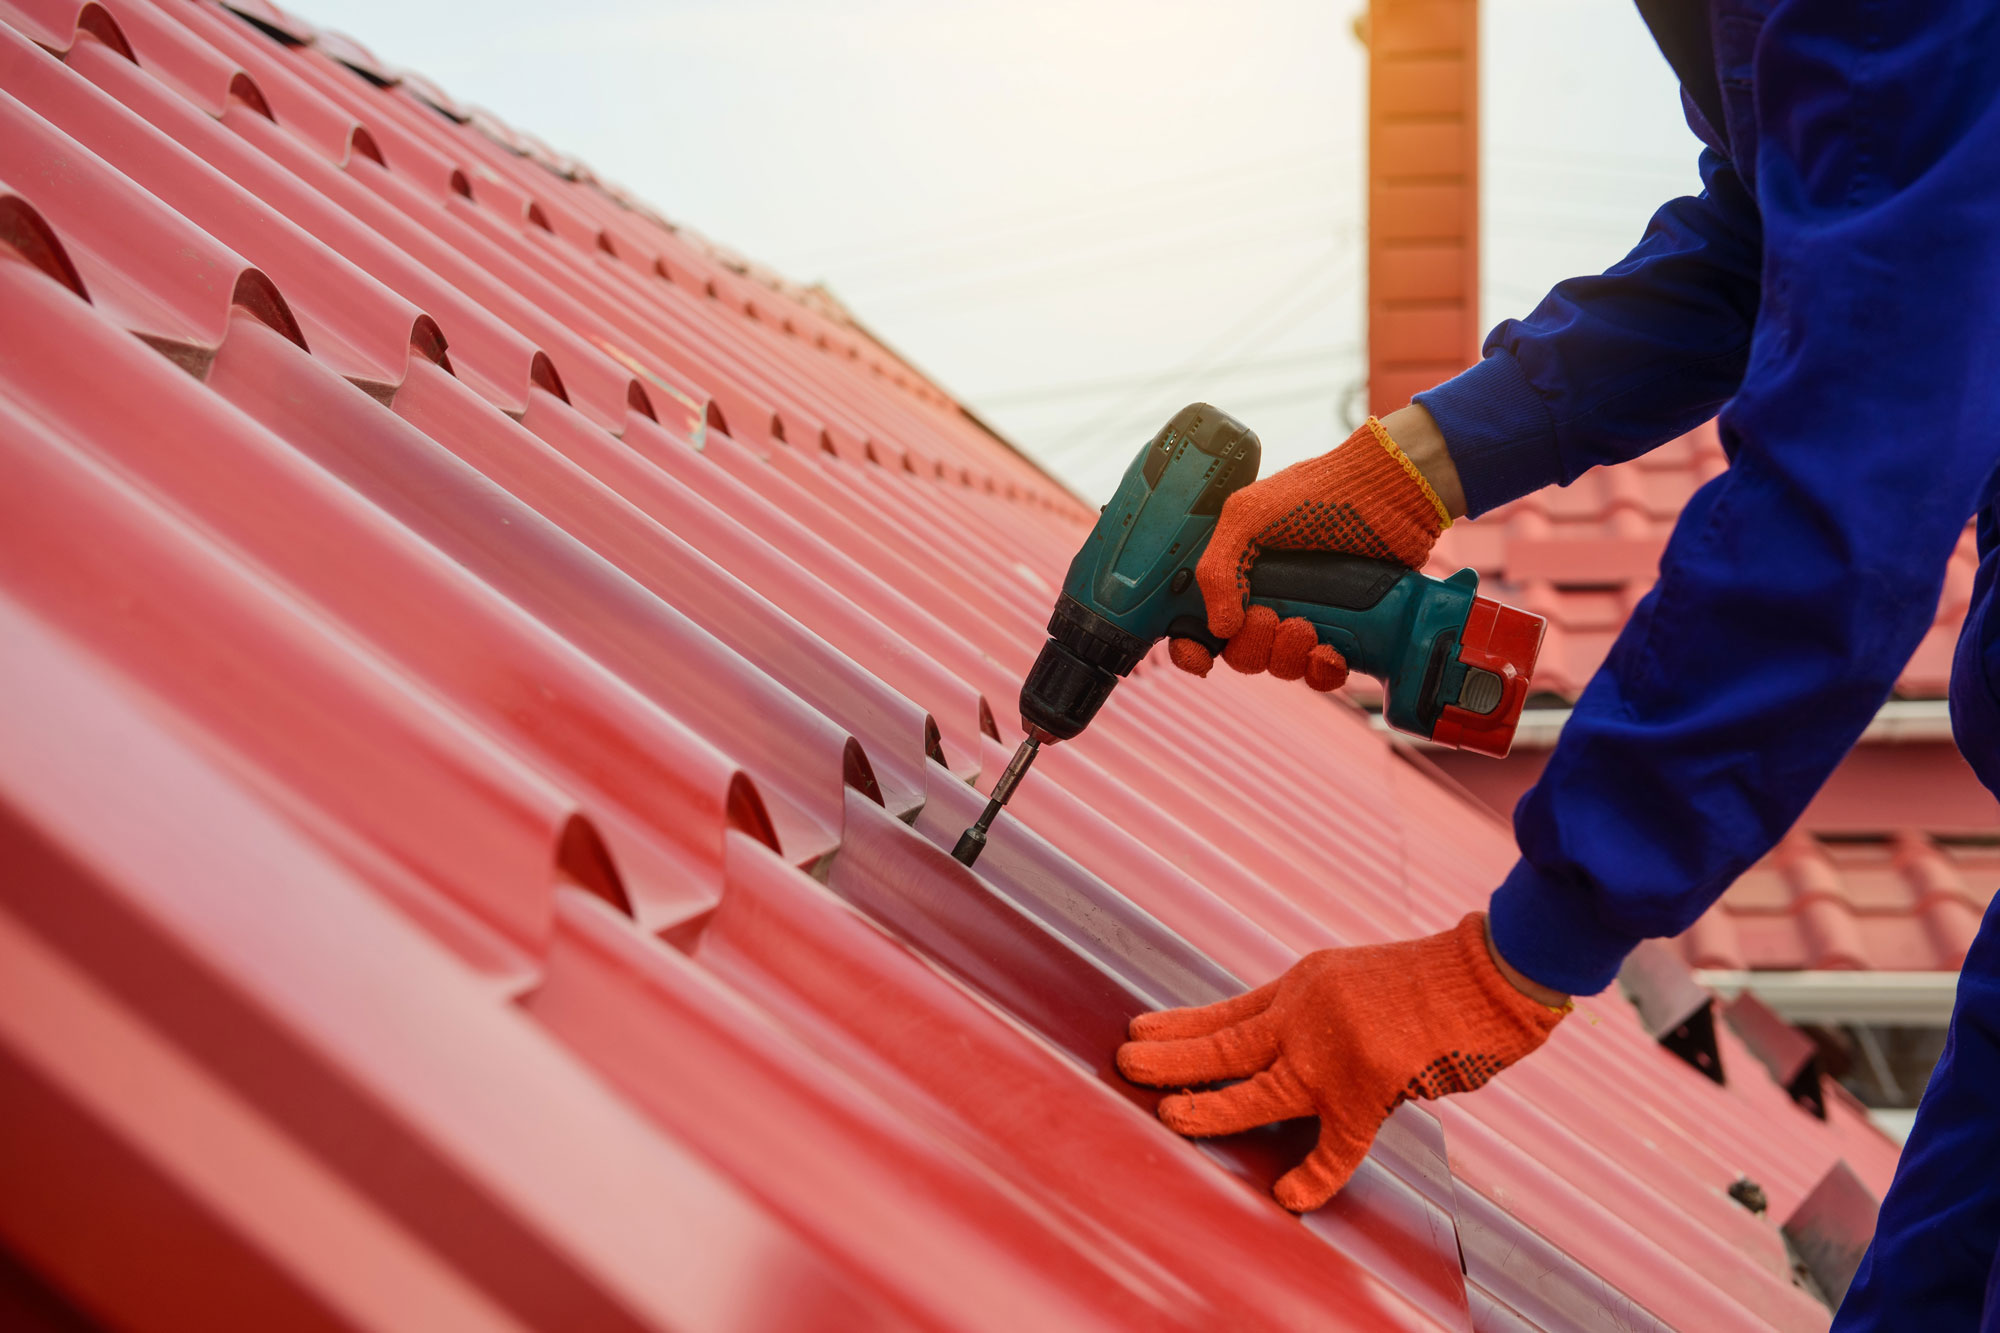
[{"left": 1115, "top": 4, "right": 2000, "bottom": 1324}]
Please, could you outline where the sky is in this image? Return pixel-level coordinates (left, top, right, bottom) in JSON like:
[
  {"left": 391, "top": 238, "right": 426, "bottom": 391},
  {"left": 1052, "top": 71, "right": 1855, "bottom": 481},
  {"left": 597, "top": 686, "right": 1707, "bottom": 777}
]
[{"left": 304, "top": 0, "right": 1703, "bottom": 500}]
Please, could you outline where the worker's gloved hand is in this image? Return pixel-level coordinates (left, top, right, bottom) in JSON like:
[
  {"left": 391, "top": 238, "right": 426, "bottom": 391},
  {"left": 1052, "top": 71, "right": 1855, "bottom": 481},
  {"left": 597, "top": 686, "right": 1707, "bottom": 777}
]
[
  {"left": 1116, "top": 912, "right": 1566, "bottom": 1212},
  {"left": 1167, "top": 417, "right": 1451, "bottom": 689}
]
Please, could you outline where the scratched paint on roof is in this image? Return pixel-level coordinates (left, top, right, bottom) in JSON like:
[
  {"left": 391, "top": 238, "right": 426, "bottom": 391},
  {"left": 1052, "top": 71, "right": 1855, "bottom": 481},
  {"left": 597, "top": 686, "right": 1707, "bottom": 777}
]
[{"left": 0, "top": 2, "right": 1901, "bottom": 1329}]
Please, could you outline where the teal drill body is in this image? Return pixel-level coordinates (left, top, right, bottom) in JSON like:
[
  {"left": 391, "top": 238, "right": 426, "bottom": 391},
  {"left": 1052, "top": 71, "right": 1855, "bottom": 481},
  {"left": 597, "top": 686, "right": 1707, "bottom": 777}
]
[
  {"left": 1019, "top": 403, "right": 1539, "bottom": 753},
  {"left": 951, "top": 403, "right": 1543, "bottom": 867},
  {"left": 1059, "top": 408, "right": 1490, "bottom": 742}
]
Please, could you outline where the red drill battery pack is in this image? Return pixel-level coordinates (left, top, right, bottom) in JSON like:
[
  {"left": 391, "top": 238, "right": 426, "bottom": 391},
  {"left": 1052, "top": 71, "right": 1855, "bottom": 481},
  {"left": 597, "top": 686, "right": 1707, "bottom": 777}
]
[{"left": 1430, "top": 597, "right": 1547, "bottom": 758}]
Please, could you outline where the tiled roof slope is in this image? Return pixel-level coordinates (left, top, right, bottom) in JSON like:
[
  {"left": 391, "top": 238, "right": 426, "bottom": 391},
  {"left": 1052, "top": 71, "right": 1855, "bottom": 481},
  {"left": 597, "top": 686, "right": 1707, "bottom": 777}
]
[
  {"left": 1434, "top": 742, "right": 2000, "bottom": 974},
  {"left": 1429, "top": 421, "right": 1979, "bottom": 700},
  {"left": 0, "top": 3, "right": 1900, "bottom": 1329},
  {"left": 1679, "top": 831, "right": 2000, "bottom": 973},
  {"left": 1425, "top": 420, "right": 1991, "bottom": 976}
]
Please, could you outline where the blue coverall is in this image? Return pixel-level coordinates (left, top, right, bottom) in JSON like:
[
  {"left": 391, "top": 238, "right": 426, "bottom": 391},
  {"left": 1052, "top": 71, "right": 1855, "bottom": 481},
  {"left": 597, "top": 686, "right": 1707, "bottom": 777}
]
[{"left": 1409, "top": 1, "right": 2000, "bottom": 1323}]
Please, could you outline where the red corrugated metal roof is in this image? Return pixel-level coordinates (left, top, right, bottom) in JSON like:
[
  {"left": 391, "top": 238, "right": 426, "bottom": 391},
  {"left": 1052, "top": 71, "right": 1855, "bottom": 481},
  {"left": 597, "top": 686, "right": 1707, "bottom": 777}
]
[{"left": 0, "top": 2, "right": 1902, "bottom": 1328}]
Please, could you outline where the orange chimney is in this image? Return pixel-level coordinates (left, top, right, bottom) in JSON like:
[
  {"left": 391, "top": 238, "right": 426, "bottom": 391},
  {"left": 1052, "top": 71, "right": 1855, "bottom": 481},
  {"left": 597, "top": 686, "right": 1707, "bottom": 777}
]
[{"left": 1367, "top": 0, "right": 1482, "bottom": 417}]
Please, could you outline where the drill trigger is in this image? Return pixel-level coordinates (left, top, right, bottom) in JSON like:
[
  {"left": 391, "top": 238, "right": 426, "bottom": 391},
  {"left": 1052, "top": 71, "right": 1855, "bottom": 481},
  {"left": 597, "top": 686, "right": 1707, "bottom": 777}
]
[{"left": 1167, "top": 615, "right": 1224, "bottom": 654}]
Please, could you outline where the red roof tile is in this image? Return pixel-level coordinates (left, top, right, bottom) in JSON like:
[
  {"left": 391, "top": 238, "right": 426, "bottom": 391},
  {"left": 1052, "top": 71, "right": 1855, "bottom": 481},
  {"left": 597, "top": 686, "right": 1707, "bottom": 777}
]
[
  {"left": 1429, "top": 421, "right": 1979, "bottom": 700},
  {"left": 1680, "top": 830, "right": 2000, "bottom": 973},
  {"left": 1433, "top": 741, "right": 1999, "bottom": 974},
  {"left": 1426, "top": 418, "right": 1990, "bottom": 978},
  {"left": 0, "top": 2, "right": 1902, "bottom": 1328}
]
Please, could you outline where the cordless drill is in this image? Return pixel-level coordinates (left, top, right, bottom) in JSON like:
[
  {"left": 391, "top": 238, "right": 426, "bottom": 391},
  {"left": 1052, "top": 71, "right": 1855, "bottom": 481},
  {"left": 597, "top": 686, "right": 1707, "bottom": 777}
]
[{"left": 951, "top": 403, "right": 1545, "bottom": 867}]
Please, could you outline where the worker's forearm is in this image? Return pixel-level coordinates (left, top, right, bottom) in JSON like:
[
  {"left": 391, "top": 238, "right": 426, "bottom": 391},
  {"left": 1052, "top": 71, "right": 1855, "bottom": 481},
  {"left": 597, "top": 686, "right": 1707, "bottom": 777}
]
[
  {"left": 1380, "top": 403, "right": 1466, "bottom": 520},
  {"left": 1380, "top": 144, "right": 1759, "bottom": 526},
  {"left": 1484, "top": 917, "right": 1571, "bottom": 1007},
  {"left": 1403, "top": 148, "right": 1761, "bottom": 519}
]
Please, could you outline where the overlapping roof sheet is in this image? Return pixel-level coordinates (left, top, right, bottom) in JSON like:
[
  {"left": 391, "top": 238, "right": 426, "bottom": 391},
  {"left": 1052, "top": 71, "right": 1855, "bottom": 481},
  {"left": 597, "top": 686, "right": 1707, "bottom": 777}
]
[{"left": 0, "top": 3, "right": 1905, "bottom": 1329}]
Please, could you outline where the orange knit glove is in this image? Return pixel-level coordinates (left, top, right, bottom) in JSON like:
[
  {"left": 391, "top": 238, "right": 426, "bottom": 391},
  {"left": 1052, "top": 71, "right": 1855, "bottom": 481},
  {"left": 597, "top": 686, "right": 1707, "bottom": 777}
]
[
  {"left": 1116, "top": 913, "right": 1566, "bottom": 1212},
  {"left": 1167, "top": 417, "right": 1450, "bottom": 689}
]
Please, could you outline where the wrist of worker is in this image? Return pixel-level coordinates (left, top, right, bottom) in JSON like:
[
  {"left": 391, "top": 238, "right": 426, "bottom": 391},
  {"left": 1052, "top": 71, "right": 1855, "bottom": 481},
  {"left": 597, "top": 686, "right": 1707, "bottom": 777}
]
[
  {"left": 1379, "top": 403, "right": 1466, "bottom": 521},
  {"left": 1487, "top": 858, "right": 1645, "bottom": 997},
  {"left": 1397, "top": 349, "right": 1563, "bottom": 519},
  {"left": 1483, "top": 915, "right": 1572, "bottom": 1009}
]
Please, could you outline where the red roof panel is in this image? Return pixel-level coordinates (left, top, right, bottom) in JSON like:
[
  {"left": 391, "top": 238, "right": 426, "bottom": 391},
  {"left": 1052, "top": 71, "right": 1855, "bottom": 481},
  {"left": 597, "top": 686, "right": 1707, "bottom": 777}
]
[{"left": 0, "top": 4, "right": 1906, "bottom": 1328}]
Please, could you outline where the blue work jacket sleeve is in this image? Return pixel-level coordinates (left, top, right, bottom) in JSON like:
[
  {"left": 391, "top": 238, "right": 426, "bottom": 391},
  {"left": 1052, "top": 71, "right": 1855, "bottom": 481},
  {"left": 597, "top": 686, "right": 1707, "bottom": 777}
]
[
  {"left": 1414, "top": 147, "right": 1761, "bottom": 518},
  {"left": 1483, "top": 4, "right": 2000, "bottom": 996}
]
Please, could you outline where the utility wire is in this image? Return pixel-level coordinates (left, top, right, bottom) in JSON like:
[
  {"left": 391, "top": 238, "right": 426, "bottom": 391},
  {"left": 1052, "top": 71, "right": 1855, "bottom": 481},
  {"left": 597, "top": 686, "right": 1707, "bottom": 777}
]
[
  {"left": 832, "top": 194, "right": 1359, "bottom": 293},
  {"left": 784, "top": 142, "right": 1657, "bottom": 284},
  {"left": 1038, "top": 245, "right": 1360, "bottom": 460},
  {"left": 1038, "top": 375, "right": 1362, "bottom": 434},
  {"left": 1037, "top": 265, "right": 1352, "bottom": 458},
  {"left": 819, "top": 169, "right": 1363, "bottom": 278},
  {"left": 1490, "top": 145, "right": 1698, "bottom": 172},
  {"left": 859, "top": 217, "right": 1359, "bottom": 314},
  {"left": 1491, "top": 281, "right": 1559, "bottom": 306},
  {"left": 1045, "top": 374, "right": 1364, "bottom": 492},
  {"left": 1489, "top": 216, "right": 1660, "bottom": 243},
  {"left": 972, "top": 343, "right": 1360, "bottom": 408},
  {"left": 784, "top": 140, "right": 1360, "bottom": 269}
]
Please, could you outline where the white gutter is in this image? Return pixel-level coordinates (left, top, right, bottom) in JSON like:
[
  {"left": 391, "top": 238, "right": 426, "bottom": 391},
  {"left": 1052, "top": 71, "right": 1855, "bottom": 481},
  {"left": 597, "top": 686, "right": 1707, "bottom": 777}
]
[
  {"left": 1854, "top": 698, "right": 1958, "bottom": 743},
  {"left": 1866, "top": 1109, "right": 1918, "bottom": 1145},
  {"left": 1374, "top": 697, "right": 1955, "bottom": 750},
  {"left": 1693, "top": 970, "right": 1961, "bottom": 1026}
]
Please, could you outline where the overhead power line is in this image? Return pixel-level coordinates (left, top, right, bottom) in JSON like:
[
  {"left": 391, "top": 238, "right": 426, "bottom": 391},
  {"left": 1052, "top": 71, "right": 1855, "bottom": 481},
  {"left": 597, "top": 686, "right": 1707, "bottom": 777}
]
[
  {"left": 1039, "top": 246, "right": 1360, "bottom": 460},
  {"left": 1031, "top": 375, "right": 1366, "bottom": 488},
  {"left": 784, "top": 140, "right": 1360, "bottom": 270},
  {"left": 858, "top": 217, "right": 1359, "bottom": 314},
  {"left": 835, "top": 194, "right": 1360, "bottom": 295},
  {"left": 972, "top": 343, "right": 1359, "bottom": 409},
  {"left": 1049, "top": 376, "right": 1362, "bottom": 433},
  {"left": 819, "top": 168, "right": 1364, "bottom": 280},
  {"left": 1489, "top": 145, "right": 1698, "bottom": 173}
]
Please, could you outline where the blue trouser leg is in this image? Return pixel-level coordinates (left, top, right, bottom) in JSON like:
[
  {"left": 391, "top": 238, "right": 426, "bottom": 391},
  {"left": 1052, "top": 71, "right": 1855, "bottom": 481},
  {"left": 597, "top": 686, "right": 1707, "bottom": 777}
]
[{"left": 1835, "top": 511, "right": 2000, "bottom": 1329}]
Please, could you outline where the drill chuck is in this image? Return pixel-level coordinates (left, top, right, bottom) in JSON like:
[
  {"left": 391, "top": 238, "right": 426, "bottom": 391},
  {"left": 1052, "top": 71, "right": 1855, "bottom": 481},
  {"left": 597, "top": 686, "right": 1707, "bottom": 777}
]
[
  {"left": 1018, "top": 639, "right": 1115, "bottom": 742},
  {"left": 1019, "top": 595, "right": 1151, "bottom": 741}
]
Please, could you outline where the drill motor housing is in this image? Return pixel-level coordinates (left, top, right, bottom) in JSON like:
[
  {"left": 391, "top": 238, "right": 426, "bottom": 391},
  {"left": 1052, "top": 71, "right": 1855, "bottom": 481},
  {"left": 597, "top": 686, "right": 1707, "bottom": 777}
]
[{"left": 1020, "top": 403, "right": 1544, "bottom": 756}]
